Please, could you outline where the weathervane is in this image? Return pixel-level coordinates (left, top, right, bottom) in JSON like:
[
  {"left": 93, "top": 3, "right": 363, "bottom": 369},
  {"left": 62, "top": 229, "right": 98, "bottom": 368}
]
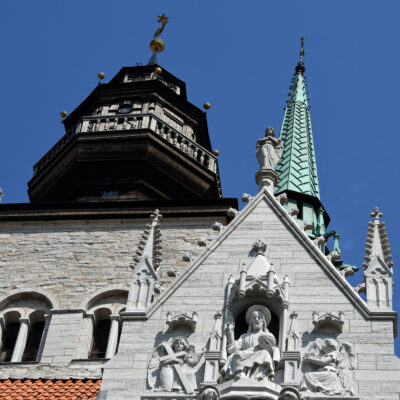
[
  {"left": 299, "top": 35, "right": 305, "bottom": 62},
  {"left": 153, "top": 14, "right": 169, "bottom": 38},
  {"left": 148, "top": 14, "right": 169, "bottom": 64}
]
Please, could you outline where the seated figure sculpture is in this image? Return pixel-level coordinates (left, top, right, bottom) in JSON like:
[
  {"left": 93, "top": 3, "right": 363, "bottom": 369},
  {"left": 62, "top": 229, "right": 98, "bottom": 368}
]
[{"left": 221, "top": 305, "right": 280, "bottom": 381}]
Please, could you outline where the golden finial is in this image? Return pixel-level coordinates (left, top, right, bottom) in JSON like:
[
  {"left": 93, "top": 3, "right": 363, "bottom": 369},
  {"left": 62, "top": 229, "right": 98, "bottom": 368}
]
[
  {"left": 150, "top": 14, "right": 169, "bottom": 54},
  {"left": 212, "top": 150, "right": 220, "bottom": 156},
  {"left": 60, "top": 110, "right": 68, "bottom": 118},
  {"left": 97, "top": 72, "right": 105, "bottom": 80},
  {"left": 203, "top": 102, "right": 211, "bottom": 110},
  {"left": 154, "top": 67, "right": 162, "bottom": 75}
]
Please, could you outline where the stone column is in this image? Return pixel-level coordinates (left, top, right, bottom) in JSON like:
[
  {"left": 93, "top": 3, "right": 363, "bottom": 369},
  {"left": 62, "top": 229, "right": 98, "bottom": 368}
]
[
  {"left": 105, "top": 315, "right": 120, "bottom": 359},
  {"left": 11, "top": 318, "right": 30, "bottom": 363}
]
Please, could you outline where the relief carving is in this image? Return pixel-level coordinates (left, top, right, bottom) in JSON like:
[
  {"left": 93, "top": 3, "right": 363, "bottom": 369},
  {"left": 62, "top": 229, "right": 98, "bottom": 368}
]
[
  {"left": 148, "top": 337, "right": 204, "bottom": 394},
  {"left": 221, "top": 305, "right": 280, "bottom": 382},
  {"left": 300, "top": 338, "right": 355, "bottom": 396}
]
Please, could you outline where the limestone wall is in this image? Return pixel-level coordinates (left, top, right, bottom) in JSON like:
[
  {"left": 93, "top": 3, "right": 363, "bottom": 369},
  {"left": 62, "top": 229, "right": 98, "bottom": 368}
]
[{"left": 0, "top": 216, "right": 220, "bottom": 379}]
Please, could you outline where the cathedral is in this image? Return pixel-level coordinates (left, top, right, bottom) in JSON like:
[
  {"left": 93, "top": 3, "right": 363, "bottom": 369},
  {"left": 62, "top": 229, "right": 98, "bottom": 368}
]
[{"left": 0, "top": 16, "right": 398, "bottom": 400}]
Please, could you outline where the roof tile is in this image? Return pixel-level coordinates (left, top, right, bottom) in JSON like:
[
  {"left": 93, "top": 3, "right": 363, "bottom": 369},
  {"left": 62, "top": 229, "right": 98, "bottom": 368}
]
[{"left": 0, "top": 379, "right": 102, "bottom": 400}]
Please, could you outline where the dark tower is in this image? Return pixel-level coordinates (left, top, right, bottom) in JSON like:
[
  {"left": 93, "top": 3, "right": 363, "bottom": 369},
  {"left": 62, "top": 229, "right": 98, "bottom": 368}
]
[{"left": 28, "top": 64, "right": 221, "bottom": 203}]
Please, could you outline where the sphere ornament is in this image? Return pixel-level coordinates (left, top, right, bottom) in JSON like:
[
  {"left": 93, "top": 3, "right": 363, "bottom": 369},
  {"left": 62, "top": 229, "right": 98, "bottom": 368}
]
[
  {"left": 154, "top": 67, "right": 162, "bottom": 75},
  {"left": 97, "top": 72, "right": 105, "bottom": 80},
  {"left": 60, "top": 110, "right": 68, "bottom": 118},
  {"left": 150, "top": 38, "right": 165, "bottom": 53},
  {"left": 203, "top": 102, "right": 211, "bottom": 110},
  {"left": 212, "top": 150, "right": 220, "bottom": 156}
]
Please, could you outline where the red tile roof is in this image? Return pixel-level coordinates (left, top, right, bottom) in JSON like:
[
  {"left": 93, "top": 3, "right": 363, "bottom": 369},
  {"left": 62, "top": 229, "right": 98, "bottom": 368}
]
[{"left": 0, "top": 379, "right": 101, "bottom": 400}]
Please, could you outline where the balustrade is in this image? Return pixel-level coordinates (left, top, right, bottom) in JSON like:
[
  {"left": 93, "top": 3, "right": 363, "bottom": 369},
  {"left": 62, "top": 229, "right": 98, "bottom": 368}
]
[{"left": 33, "top": 113, "right": 217, "bottom": 176}]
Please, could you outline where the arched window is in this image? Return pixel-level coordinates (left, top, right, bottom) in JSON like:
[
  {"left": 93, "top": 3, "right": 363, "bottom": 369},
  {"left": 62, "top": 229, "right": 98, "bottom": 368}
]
[
  {"left": 0, "top": 292, "right": 52, "bottom": 363},
  {"left": 76, "top": 290, "right": 127, "bottom": 360},
  {"left": 89, "top": 308, "right": 111, "bottom": 359},
  {"left": 0, "top": 311, "right": 21, "bottom": 362},
  {"left": 22, "top": 311, "right": 46, "bottom": 362}
]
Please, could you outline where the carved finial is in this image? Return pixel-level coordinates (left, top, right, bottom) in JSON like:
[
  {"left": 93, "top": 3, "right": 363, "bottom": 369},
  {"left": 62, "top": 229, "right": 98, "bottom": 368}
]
[
  {"left": 252, "top": 239, "right": 267, "bottom": 255},
  {"left": 370, "top": 206, "right": 383, "bottom": 223},
  {"left": 0, "top": 188, "right": 3, "bottom": 203}
]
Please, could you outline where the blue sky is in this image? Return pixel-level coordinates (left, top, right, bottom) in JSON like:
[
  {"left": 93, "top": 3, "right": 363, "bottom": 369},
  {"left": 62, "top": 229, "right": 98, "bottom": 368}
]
[{"left": 0, "top": 1, "right": 399, "bottom": 354}]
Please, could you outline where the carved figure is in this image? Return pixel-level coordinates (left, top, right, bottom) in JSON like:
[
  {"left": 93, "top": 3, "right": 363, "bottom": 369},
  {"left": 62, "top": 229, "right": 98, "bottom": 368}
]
[
  {"left": 300, "top": 338, "right": 355, "bottom": 396},
  {"left": 148, "top": 337, "right": 203, "bottom": 393},
  {"left": 255, "top": 127, "right": 284, "bottom": 171},
  {"left": 221, "top": 305, "right": 280, "bottom": 381}
]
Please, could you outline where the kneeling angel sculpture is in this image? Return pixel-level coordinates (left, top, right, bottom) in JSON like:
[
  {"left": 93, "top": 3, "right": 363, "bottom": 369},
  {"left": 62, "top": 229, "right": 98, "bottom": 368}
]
[
  {"left": 148, "top": 336, "right": 203, "bottom": 394},
  {"left": 221, "top": 305, "right": 280, "bottom": 381}
]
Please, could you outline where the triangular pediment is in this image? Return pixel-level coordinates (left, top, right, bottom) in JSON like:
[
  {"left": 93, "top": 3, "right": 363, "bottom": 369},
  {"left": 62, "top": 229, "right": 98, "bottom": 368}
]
[{"left": 143, "top": 187, "right": 396, "bottom": 325}]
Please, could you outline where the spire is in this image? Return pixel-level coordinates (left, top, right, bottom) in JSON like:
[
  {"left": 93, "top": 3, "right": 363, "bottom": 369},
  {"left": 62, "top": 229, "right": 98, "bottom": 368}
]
[{"left": 275, "top": 36, "right": 320, "bottom": 199}]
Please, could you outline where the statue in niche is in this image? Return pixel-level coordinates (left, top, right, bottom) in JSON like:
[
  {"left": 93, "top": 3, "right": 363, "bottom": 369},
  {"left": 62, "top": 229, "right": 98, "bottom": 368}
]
[
  {"left": 300, "top": 338, "right": 355, "bottom": 396},
  {"left": 148, "top": 336, "right": 204, "bottom": 394},
  {"left": 221, "top": 305, "right": 280, "bottom": 382},
  {"left": 255, "top": 127, "right": 284, "bottom": 171}
]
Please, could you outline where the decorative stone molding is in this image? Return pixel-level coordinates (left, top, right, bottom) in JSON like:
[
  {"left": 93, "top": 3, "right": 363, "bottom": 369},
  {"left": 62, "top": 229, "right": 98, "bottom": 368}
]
[
  {"left": 302, "top": 222, "right": 313, "bottom": 232},
  {"left": 275, "top": 192, "right": 288, "bottom": 204},
  {"left": 313, "top": 236, "right": 326, "bottom": 247},
  {"left": 326, "top": 250, "right": 340, "bottom": 264},
  {"left": 289, "top": 207, "right": 299, "bottom": 216},
  {"left": 166, "top": 311, "right": 198, "bottom": 332},
  {"left": 211, "top": 222, "right": 224, "bottom": 232},
  {"left": 198, "top": 238, "right": 209, "bottom": 247},
  {"left": 226, "top": 207, "right": 238, "bottom": 218},
  {"left": 312, "top": 311, "right": 345, "bottom": 332},
  {"left": 241, "top": 193, "right": 253, "bottom": 203},
  {"left": 182, "top": 252, "right": 192, "bottom": 262}
]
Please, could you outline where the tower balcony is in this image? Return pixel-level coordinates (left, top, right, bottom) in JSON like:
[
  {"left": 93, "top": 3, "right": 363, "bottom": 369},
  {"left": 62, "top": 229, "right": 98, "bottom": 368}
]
[{"left": 28, "top": 113, "right": 221, "bottom": 203}]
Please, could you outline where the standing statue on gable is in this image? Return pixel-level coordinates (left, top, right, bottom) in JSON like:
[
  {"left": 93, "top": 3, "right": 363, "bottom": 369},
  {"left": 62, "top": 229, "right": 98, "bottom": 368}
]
[
  {"left": 300, "top": 338, "right": 355, "bottom": 396},
  {"left": 221, "top": 305, "right": 280, "bottom": 382},
  {"left": 255, "top": 127, "right": 284, "bottom": 171},
  {"left": 148, "top": 336, "right": 204, "bottom": 394}
]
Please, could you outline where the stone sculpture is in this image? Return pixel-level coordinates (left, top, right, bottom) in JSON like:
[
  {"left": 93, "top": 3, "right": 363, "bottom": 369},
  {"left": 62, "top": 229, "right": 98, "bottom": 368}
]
[
  {"left": 221, "top": 305, "right": 280, "bottom": 382},
  {"left": 255, "top": 127, "right": 284, "bottom": 171},
  {"left": 148, "top": 336, "right": 204, "bottom": 393},
  {"left": 300, "top": 338, "right": 355, "bottom": 396}
]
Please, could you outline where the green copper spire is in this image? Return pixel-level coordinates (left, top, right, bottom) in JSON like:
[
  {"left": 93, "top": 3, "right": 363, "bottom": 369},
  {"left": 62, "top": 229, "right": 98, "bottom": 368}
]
[{"left": 275, "top": 37, "right": 320, "bottom": 199}]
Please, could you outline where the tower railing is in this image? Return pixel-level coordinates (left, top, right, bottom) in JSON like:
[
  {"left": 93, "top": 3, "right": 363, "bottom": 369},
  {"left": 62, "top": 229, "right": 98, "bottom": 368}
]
[{"left": 33, "top": 113, "right": 218, "bottom": 177}]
